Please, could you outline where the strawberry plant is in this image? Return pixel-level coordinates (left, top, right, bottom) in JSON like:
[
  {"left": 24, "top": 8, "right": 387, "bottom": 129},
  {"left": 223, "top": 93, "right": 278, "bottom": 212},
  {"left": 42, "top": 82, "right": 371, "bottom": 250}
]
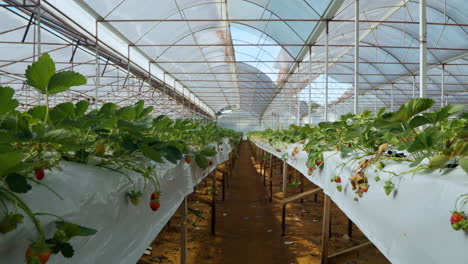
[
  {"left": 0, "top": 54, "right": 242, "bottom": 263},
  {"left": 249, "top": 97, "right": 467, "bottom": 209}
]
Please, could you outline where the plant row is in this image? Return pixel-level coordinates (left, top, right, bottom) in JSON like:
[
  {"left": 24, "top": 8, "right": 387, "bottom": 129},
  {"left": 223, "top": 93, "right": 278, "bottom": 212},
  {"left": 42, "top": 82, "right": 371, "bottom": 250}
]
[
  {"left": 0, "top": 54, "right": 242, "bottom": 264},
  {"left": 248, "top": 98, "right": 467, "bottom": 232}
]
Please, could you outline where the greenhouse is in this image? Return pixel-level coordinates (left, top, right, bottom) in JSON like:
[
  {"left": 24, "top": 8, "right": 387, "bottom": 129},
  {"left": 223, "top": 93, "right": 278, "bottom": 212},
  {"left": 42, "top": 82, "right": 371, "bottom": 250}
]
[{"left": 0, "top": 0, "right": 467, "bottom": 263}]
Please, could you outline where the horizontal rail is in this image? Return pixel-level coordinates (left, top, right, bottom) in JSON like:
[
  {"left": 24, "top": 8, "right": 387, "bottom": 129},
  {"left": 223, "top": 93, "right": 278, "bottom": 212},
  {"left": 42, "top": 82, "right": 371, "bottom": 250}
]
[{"left": 282, "top": 188, "right": 322, "bottom": 205}]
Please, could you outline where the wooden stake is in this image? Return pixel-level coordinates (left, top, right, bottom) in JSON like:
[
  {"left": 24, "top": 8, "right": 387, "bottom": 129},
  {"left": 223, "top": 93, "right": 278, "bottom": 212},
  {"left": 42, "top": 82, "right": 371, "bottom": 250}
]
[
  {"left": 269, "top": 154, "right": 273, "bottom": 202},
  {"left": 222, "top": 170, "right": 226, "bottom": 201},
  {"left": 180, "top": 197, "right": 187, "bottom": 264},
  {"left": 320, "top": 195, "right": 331, "bottom": 264},
  {"left": 282, "top": 161, "right": 288, "bottom": 196},
  {"left": 211, "top": 172, "right": 217, "bottom": 235}
]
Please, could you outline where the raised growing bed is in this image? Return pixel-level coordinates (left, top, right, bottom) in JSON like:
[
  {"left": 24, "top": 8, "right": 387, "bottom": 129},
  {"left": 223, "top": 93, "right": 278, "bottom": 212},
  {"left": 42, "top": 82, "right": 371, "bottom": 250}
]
[
  {"left": 0, "top": 139, "right": 232, "bottom": 264},
  {"left": 253, "top": 140, "right": 468, "bottom": 264}
]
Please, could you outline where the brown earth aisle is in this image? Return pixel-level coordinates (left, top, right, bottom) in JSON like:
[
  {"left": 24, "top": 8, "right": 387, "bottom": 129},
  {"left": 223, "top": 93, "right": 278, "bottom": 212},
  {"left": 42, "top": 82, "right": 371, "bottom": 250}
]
[
  {"left": 203, "top": 141, "right": 293, "bottom": 264},
  {"left": 139, "top": 141, "right": 390, "bottom": 264}
]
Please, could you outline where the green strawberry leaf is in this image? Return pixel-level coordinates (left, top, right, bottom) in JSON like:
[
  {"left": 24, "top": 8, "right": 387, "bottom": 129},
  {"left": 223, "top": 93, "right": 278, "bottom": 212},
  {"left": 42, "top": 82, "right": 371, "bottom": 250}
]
[
  {"left": 408, "top": 115, "right": 431, "bottom": 129},
  {"left": 5, "top": 173, "right": 32, "bottom": 193},
  {"left": 0, "top": 152, "right": 24, "bottom": 176},
  {"left": 54, "top": 221, "right": 97, "bottom": 242},
  {"left": 27, "top": 106, "right": 47, "bottom": 120},
  {"left": 47, "top": 71, "right": 87, "bottom": 94},
  {"left": 200, "top": 147, "right": 217, "bottom": 157},
  {"left": 50, "top": 102, "right": 75, "bottom": 124},
  {"left": 75, "top": 101, "right": 90, "bottom": 117},
  {"left": 160, "top": 144, "right": 183, "bottom": 164},
  {"left": 0, "top": 86, "right": 19, "bottom": 115},
  {"left": 60, "top": 243, "right": 74, "bottom": 258},
  {"left": 195, "top": 153, "right": 209, "bottom": 169},
  {"left": 460, "top": 158, "right": 468, "bottom": 174},
  {"left": 392, "top": 98, "right": 435, "bottom": 121},
  {"left": 25, "top": 53, "right": 55, "bottom": 93},
  {"left": 139, "top": 144, "right": 163, "bottom": 163}
]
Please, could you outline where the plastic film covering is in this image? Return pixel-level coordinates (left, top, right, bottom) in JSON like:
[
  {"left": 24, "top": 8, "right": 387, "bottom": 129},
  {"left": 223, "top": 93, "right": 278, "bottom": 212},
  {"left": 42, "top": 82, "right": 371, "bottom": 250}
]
[
  {"left": 0, "top": 139, "right": 231, "bottom": 264},
  {"left": 262, "top": 0, "right": 467, "bottom": 125},
  {"left": 254, "top": 140, "right": 468, "bottom": 264}
]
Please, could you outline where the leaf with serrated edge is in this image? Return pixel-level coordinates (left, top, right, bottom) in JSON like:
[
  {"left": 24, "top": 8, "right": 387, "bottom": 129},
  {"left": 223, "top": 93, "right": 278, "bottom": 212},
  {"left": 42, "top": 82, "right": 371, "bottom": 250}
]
[
  {"left": 25, "top": 53, "right": 55, "bottom": 93},
  {"left": 47, "top": 71, "right": 86, "bottom": 94}
]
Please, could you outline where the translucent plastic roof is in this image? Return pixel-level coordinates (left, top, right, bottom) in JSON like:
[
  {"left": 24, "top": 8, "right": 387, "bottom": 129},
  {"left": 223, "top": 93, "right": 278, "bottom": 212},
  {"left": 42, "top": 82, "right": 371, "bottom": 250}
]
[
  {"left": 0, "top": 0, "right": 467, "bottom": 123},
  {"left": 74, "top": 0, "right": 334, "bottom": 115}
]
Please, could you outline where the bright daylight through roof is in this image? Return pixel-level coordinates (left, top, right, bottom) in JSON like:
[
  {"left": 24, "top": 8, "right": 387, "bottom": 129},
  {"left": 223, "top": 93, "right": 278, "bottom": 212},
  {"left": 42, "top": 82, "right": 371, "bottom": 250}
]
[{"left": 0, "top": 0, "right": 467, "bottom": 264}]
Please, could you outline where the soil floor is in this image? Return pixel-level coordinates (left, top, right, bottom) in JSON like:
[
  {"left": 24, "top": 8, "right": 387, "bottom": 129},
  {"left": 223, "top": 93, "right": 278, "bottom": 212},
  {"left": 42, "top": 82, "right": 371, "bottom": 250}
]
[{"left": 138, "top": 141, "right": 391, "bottom": 264}]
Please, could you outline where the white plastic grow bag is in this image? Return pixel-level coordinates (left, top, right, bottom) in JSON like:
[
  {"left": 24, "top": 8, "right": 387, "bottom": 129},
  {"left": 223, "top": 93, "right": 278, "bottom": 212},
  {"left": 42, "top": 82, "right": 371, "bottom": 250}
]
[
  {"left": 254, "top": 140, "right": 468, "bottom": 264},
  {"left": 0, "top": 139, "right": 232, "bottom": 264}
]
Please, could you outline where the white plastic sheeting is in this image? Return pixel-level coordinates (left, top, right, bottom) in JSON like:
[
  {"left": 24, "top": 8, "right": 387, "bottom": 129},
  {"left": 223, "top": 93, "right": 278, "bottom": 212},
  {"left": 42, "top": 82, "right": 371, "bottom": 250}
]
[
  {"left": 0, "top": 139, "right": 231, "bottom": 264},
  {"left": 254, "top": 140, "right": 468, "bottom": 264}
]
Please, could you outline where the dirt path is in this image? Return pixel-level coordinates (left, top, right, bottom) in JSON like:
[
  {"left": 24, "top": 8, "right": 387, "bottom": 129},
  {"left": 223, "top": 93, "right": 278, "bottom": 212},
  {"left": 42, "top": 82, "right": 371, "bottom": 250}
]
[
  {"left": 201, "top": 142, "right": 293, "bottom": 264},
  {"left": 141, "top": 141, "right": 390, "bottom": 264}
]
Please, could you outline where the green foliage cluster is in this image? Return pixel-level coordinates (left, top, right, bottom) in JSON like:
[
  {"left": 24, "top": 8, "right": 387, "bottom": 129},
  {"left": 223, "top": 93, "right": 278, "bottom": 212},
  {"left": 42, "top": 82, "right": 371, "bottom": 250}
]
[
  {"left": 249, "top": 98, "right": 467, "bottom": 173},
  {"left": 0, "top": 54, "right": 242, "bottom": 263}
]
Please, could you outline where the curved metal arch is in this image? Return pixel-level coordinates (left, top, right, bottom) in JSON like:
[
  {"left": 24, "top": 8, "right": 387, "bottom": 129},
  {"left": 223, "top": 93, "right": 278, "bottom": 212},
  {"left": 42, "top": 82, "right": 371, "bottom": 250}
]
[
  {"left": 409, "top": 0, "right": 468, "bottom": 36},
  {"left": 175, "top": 52, "right": 276, "bottom": 88},
  {"left": 238, "top": 0, "right": 319, "bottom": 41},
  {"left": 164, "top": 53, "right": 279, "bottom": 88},
  {"left": 151, "top": 22, "right": 296, "bottom": 65},
  {"left": 231, "top": 38, "right": 278, "bottom": 61},
  {"left": 323, "top": 62, "right": 413, "bottom": 108},
  {"left": 132, "top": 0, "right": 312, "bottom": 62},
  {"left": 173, "top": 62, "right": 275, "bottom": 88},
  {"left": 363, "top": 22, "right": 468, "bottom": 92}
]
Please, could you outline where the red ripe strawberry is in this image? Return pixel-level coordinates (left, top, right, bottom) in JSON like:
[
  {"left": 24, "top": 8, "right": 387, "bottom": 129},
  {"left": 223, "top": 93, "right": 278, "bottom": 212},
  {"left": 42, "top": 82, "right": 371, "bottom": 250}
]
[
  {"left": 185, "top": 157, "right": 192, "bottom": 164},
  {"left": 150, "top": 200, "right": 160, "bottom": 212},
  {"left": 150, "top": 192, "right": 161, "bottom": 212},
  {"left": 307, "top": 171, "right": 312, "bottom": 176},
  {"left": 151, "top": 192, "right": 160, "bottom": 200},
  {"left": 25, "top": 244, "right": 51, "bottom": 264},
  {"left": 316, "top": 160, "right": 323, "bottom": 166},
  {"left": 361, "top": 184, "right": 369, "bottom": 193},
  {"left": 96, "top": 144, "right": 105, "bottom": 153},
  {"left": 451, "top": 212, "right": 465, "bottom": 225},
  {"left": 335, "top": 177, "right": 341, "bottom": 183},
  {"left": 209, "top": 161, "right": 213, "bottom": 166},
  {"left": 305, "top": 149, "right": 309, "bottom": 153},
  {"left": 34, "top": 168, "right": 45, "bottom": 181},
  {"left": 308, "top": 168, "right": 313, "bottom": 172}
]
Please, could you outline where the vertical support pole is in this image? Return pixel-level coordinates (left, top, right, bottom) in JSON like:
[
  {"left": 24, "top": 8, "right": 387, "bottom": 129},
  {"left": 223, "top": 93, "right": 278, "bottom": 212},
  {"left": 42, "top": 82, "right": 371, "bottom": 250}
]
[
  {"left": 441, "top": 64, "right": 445, "bottom": 107},
  {"left": 222, "top": 171, "right": 226, "bottom": 201},
  {"left": 354, "top": 0, "right": 359, "bottom": 114},
  {"left": 320, "top": 195, "right": 331, "bottom": 264},
  {"left": 211, "top": 172, "right": 216, "bottom": 236},
  {"left": 374, "top": 89, "right": 377, "bottom": 112},
  {"left": 412, "top": 75, "right": 416, "bottom": 98},
  {"left": 282, "top": 161, "right": 288, "bottom": 196},
  {"left": 281, "top": 204, "right": 286, "bottom": 236},
  {"left": 227, "top": 159, "right": 231, "bottom": 187},
  {"left": 180, "top": 197, "right": 187, "bottom": 264},
  {"left": 308, "top": 45, "right": 312, "bottom": 124},
  {"left": 296, "top": 66, "right": 300, "bottom": 126},
  {"left": 300, "top": 174, "right": 304, "bottom": 203},
  {"left": 269, "top": 154, "right": 273, "bottom": 202},
  {"left": 263, "top": 153, "right": 267, "bottom": 186},
  {"left": 324, "top": 21, "right": 329, "bottom": 122},
  {"left": 281, "top": 160, "right": 288, "bottom": 236},
  {"left": 419, "top": 0, "right": 427, "bottom": 98},
  {"left": 95, "top": 23, "right": 100, "bottom": 109},
  {"left": 36, "top": 0, "right": 41, "bottom": 57},
  {"left": 348, "top": 219, "right": 353, "bottom": 238},
  {"left": 391, "top": 83, "right": 394, "bottom": 111}
]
